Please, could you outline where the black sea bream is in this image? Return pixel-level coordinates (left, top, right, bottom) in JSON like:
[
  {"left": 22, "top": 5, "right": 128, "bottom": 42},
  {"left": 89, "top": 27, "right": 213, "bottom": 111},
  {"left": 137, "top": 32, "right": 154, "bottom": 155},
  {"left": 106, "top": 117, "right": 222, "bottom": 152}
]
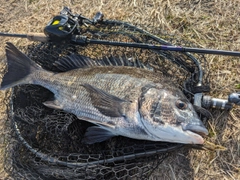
[{"left": 1, "top": 42, "right": 208, "bottom": 144}]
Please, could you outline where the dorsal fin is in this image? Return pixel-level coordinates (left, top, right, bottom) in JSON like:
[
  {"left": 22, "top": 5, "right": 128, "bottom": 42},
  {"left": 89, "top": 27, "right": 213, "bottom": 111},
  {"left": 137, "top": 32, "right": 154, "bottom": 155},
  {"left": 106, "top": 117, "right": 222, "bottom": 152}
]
[
  {"left": 54, "top": 54, "right": 101, "bottom": 71},
  {"left": 100, "top": 56, "right": 147, "bottom": 69},
  {"left": 54, "top": 54, "right": 152, "bottom": 72}
]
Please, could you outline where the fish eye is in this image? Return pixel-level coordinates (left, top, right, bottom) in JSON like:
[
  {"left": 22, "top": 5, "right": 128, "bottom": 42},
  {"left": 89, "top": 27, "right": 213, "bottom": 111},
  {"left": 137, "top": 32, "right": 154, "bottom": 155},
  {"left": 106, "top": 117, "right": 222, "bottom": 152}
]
[{"left": 175, "top": 100, "right": 188, "bottom": 110}]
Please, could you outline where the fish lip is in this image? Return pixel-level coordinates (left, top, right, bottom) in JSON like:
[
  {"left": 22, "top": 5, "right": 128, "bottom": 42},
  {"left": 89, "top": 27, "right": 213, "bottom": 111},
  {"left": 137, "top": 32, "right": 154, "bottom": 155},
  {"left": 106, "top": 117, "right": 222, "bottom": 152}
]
[
  {"left": 182, "top": 123, "right": 209, "bottom": 137},
  {"left": 185, "top": 130, "right": 205, "bottom": 144}
]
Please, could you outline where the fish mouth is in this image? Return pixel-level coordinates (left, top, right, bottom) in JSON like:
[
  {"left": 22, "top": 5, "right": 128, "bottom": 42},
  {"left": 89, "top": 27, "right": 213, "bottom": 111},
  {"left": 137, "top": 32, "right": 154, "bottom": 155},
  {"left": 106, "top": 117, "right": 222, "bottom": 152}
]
[
  {"left": 184, "top": 130, "right": 205, "bottom": 144},
  {"left": 180, "top": 120, "right": 208, "bottom": 144},
  {"left": 183, "top": 123, "right": 209, "bottom": 137}
]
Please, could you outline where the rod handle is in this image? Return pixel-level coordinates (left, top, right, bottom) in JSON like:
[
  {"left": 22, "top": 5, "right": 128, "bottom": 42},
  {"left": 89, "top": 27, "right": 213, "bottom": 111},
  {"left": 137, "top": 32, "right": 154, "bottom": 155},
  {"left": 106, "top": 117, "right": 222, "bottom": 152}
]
[{"left": 27, "top": 33, "right": 48, "bottom": 42}]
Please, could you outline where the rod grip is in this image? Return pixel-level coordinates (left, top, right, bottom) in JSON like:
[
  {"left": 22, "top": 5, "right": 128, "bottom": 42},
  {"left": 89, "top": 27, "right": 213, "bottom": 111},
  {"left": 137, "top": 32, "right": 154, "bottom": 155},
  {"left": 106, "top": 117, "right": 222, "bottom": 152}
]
[{"left": 27, "top": 33, "right": 48, "bottom": 42}]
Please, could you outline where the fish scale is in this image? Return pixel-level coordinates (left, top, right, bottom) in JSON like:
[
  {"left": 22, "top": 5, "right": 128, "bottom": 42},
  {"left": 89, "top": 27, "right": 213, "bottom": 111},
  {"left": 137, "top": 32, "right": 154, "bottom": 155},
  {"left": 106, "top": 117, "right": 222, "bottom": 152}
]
[
  {"left": 36, "top": 68, "right": 150, "bottom": 126},
  {"left": 0, "top": 42, "right": 209, "bottom": 144}
]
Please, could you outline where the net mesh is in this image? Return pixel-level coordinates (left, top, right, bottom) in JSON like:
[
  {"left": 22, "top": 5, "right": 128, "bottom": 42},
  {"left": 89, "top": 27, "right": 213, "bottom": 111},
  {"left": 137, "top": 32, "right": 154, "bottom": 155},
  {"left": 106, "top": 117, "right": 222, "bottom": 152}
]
[{"left": 3, "top": 19, "right": 209, "bottom": 179}]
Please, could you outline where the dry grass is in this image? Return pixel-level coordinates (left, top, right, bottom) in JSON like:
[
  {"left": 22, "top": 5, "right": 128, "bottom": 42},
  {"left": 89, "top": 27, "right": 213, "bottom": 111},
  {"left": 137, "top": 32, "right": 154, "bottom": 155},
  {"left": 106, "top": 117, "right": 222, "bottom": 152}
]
[{"left": 0, "top": 0, "right": 239, "bottom": 179}]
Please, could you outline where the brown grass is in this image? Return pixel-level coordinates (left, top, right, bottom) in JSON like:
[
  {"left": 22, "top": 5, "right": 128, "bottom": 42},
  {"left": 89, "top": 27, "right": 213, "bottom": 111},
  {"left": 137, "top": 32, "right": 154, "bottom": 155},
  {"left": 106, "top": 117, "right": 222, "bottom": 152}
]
[{"left": 0, "top": 0, "right": 239, "bottom": 179}]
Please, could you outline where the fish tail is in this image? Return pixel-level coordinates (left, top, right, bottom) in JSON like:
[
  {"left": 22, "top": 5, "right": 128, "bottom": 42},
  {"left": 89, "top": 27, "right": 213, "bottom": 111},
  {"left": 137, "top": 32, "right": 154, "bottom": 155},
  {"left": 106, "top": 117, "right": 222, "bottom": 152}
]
[{"left": 0, "top": 42, "right": 42, "bottom": 90}]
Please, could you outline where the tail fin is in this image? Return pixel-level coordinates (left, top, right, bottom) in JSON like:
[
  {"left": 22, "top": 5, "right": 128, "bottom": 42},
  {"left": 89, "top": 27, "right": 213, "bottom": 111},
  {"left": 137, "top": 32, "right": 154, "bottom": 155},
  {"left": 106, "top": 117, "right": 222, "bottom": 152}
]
[{"left": 0, "top": 42, "right": 41, "bottom": 90}]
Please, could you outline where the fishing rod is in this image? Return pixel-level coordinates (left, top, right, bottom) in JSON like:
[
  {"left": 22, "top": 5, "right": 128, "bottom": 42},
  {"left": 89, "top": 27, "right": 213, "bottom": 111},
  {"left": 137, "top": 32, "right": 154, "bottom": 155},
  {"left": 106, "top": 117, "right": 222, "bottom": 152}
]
[
  {"left": 1, "top": 31, "right": 240, "bottom": 57},
  {"left": 1, "top": 5, "right": 240, "bottom": 56}
]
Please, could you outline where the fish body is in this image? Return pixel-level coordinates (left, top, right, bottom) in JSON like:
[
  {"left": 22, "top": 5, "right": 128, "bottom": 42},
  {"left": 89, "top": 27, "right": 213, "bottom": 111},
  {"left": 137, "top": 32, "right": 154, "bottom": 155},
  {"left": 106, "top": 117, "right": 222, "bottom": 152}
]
[{"left": 1, "top": 42, "right": 208, "bottom": 144}]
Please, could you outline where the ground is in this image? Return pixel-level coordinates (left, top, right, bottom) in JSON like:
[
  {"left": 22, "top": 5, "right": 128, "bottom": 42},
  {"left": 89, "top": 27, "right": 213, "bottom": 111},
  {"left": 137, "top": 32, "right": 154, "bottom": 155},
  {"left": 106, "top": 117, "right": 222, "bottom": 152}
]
[{"left": 0, "top": 0, "right": 239, "bottom": 179}]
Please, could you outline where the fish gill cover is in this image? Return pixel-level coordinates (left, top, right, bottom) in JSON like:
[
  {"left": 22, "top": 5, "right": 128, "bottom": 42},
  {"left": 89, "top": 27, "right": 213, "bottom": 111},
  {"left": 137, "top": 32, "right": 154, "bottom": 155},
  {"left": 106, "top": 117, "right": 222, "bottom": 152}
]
[{"left": 3, "top": 17, "right": 209, "bottom": 179}]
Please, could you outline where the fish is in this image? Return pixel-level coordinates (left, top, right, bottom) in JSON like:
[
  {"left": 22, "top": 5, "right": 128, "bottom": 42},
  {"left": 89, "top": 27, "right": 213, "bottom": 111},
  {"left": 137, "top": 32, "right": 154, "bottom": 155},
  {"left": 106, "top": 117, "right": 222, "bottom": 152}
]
[{"left": 0, "top": 42, "right": 208, "bottom": 144}]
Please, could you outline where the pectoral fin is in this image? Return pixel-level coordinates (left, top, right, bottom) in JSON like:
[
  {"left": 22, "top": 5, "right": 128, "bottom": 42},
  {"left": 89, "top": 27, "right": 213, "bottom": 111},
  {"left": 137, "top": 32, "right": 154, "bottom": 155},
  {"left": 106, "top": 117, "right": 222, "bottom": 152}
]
[
  {"left": 43, "top": 99, "right": 62, "bottom": 110},
  {"left": 82, "top": 83, "right": 131, "bottom": 117},
  {"left": 82, "top": 126, "right": 116, "bottom": 144}
]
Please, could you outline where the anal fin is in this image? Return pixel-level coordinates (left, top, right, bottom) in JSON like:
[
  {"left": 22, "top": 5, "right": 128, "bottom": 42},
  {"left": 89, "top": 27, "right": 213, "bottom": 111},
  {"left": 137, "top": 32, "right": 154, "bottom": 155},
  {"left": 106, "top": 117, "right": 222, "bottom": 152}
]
[{"left": 82, "top": 126, "right": 116, "bottom": 144}]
